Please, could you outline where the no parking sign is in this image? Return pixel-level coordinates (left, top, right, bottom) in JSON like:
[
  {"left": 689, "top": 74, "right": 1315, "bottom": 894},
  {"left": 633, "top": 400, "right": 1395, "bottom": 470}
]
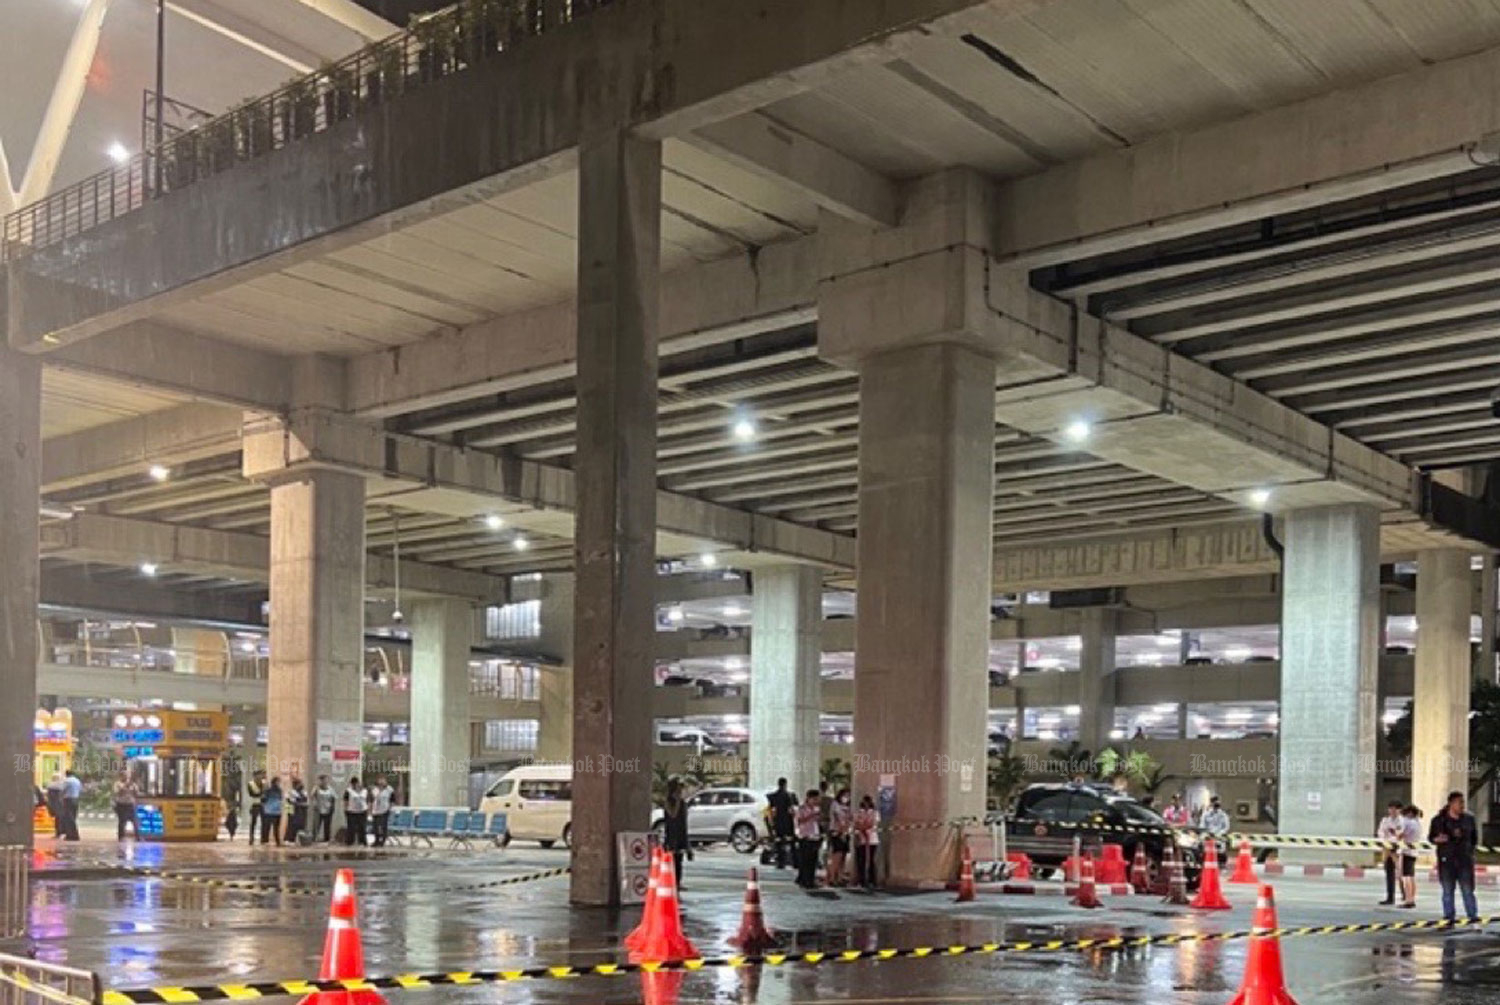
[{"left": 616, "top": 830, "right": 652, "bottom": 905}]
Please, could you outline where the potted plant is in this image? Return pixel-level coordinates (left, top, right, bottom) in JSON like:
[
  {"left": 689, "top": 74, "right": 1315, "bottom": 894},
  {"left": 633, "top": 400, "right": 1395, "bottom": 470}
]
[
  {"left": 322, "top": 63, "right": 358, "bottom": 123},
  {"left": 366, "top": 43, "right": 405, "bottom": 104},
  {"left": 286, "top": 76, "right": 319, "bottom": 139},
  {"left": 412, "top": 14, "right": 455, "bottom": 81}
]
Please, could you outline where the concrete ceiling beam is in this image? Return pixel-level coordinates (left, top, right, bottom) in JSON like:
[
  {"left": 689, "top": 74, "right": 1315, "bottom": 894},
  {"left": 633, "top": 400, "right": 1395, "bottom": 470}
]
[
  {"left": 685, "top": 112, "right": 899, "bottom": 228},
  {"left": 994, "top": 41, "right": 1500, "bottom": 266},
  {"left": 40, "top": 511, "right": 504, "bottom": 602}
]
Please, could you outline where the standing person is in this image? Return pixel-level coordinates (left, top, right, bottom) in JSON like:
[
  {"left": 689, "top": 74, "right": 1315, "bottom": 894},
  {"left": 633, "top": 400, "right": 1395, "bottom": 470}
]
[
  {"left": 246, "top": 772, "right": 266, "bottom": 845},
  {"left": 312, "top": 775, "right": 336, "bottom": 843},
  {"left": 766, "top": 778, "right": 798, "bottom": 870},
  {"left": 661, "top": 779, "right": 690, "bottom": 888},
  {"left": 285, "top": 778, "right": 309, "bottom": 845},
  {"left": 343, "top": 777, "right": 369, "bottom": 847},
  {"left": 1161, "top": 793, "right": 1190, "bottom": 827},
  {"left": 260, "top": 777, "right": 284, "bottom": 847},
  {"left": 1377, "top": 800, "right": 1405, "bottom": 906},
  {"left": 794, "top": 789, "right": 823, "bottom": 890},
  {"left": 112, "top": 773, "right": 139, "bottom": 841},
  {"left": 826, "top": 788, "right": 852, "bottom": 887},
  {"left": 368, "top": 776, "right": 395, "bottom": 848},
  {"left": 1429, "top": 791, "right": 1479, "bottom": 924},
  {"left": 853, "top": 794, "right": 879, "bottom": 889},
  {"left": 45, "top": 773, "right": 65, "bottom": 838},
  {"left": 1399, "top": 805, "right": 1422, "bottom": 909},
  {"left": 60, "top": 771, "right": 82, "bottom": 841}
]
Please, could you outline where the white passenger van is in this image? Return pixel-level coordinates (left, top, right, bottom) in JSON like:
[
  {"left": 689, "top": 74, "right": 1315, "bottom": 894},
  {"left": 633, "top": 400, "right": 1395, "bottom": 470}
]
[{"left": 479, "top": 763, "right": 572, "bottom": 848}]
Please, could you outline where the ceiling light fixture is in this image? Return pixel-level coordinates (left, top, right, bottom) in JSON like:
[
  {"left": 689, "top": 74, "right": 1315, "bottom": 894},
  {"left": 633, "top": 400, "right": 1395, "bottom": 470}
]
[
  {"left": 700, "top": 552, "right": 718, "bottom": 568},
  {"left": 667, "top": 607, "right": 685, "bottom": 623},
  {"left": 139, "top": 562, "right": 159, "bottom": 577},
  {"left": 1063, "top": 420, "right": 1092, "bottom": 443},
  {"left": 107, "top": 141, "right": 129, "bottom": 165},
  {"left": 513, "top": 536, "right": 530, "bottom": 552},
  {"left": 732, "top": 419, "right": 757, "bottom": 442},
  {"left": 148, "top": 464, "right": 170, "bottom": 482},
  {"left": 484, "top": 514, "right": 504, "bottom": 531},
  {"left": 1248, "top": 488, "right": 1272, "bottom": 508},
  {"left": 722, "top": 604, "right": 745, "bottom": 617}
]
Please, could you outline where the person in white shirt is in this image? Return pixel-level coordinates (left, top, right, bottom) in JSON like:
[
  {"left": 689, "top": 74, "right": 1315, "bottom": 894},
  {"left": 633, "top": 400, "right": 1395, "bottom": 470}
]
[
  {"left": 369, "top": 776, "right": 396, "bottom": 847},
  {"left": 342, "top": 778, "right": 369, "bottom": 847},
  {"left": 794, "top": 790, "right": 823, "bottom": 890},
  {"left": 1377, "top": 800, "right": 1405, "bottom": 906},
  {"left": 1399, "top": 804, "right": 1422, "bottom": 909},
  {"left": 1200, "top": 796, "right": 1230, "bottom": 836}
]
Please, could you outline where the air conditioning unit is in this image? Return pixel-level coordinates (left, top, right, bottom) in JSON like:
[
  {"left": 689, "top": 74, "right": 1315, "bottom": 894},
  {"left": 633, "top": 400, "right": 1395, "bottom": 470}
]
[{"left": 1234, "top": 800, "right": 1254, "bottom": 822}]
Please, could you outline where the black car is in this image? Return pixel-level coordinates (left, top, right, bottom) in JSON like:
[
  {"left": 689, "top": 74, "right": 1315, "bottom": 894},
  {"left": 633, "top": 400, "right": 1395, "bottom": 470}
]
[{"left": 1004, "top": 783, "right": 1204, "bottom": 887}]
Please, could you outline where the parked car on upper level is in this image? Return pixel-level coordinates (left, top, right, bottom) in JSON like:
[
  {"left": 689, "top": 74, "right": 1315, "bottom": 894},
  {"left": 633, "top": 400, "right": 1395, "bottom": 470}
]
[{"left": 651, "top": 786, "right": 768, "bottom": 853}]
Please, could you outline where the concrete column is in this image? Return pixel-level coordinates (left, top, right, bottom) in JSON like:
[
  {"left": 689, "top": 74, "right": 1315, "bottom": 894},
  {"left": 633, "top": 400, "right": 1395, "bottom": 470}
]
[
  {"left": 749, "top": 565, "right": 823, "bottom": 797},
  {"left": 410, "top": 599, "right": 473, "bottom": 807},
  {"left": 1480, "top": 553, "right": 1497, "bottom": 686},
  {"left": 1278, "top": 504, "right": 1381, "bottom": 846},
  {"left": 266, "top": 469, "right": 366, "bottom": 788},
  {"left": 1413, "top": 549, "right": 1473, "bottom": 820},
  {"left": 570, "top": 128, "right": 661, "bottom": 906},
  {"left": 852, "top": 342, "right": 995, "bottom": 886},
  {"left": 1078, "top": 608, "right": 1118, "bottom": 753},
  {"left": 0, "top": 348, "right": 40, "bottom": 848},
  {"left": 537, "top": 573, "right": 575, "bottom": 764}
]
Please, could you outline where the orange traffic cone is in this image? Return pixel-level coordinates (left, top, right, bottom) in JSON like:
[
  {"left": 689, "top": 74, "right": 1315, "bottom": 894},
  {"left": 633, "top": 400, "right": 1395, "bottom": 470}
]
[
  {"left": 1162, "top": 845, "right": 1190, "bottom": 905},
  {"left": 625, "top": 848, "right": 664, "bottom": 953},
  {"left": 300, "top": 869, "right": 386, "bottom": 1005},
  {"left": 634, "top": 849, "right": 698, "bottom": 962},
  {"left": 1230, "top": 838, "right": 1257, "bottom": 885},
  {"left": 1192, "top": 841, "right": 1232, "bottom": 911},
  {"left": 1007, "top": 852, "right": 1032, "bottom": 881},
  {"left": 1130, "top": 845, "right": 1151, "bottom": 894},
  {"left": 1070, "top": 854, "right": 1103, "bottom": 909},
  {"left": 954, "top": 844, "right": 976, "bottom": 903},
  {"left": 729, "top": 868, "right": 779, "bottom": 953},
  {"left": 1226, "top": 885, "right": 1300, "bottom": 1005}
]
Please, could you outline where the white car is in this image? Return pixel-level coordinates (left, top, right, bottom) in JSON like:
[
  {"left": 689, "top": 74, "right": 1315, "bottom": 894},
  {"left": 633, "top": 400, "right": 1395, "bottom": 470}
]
[
  {"left": 651, "top": 786, "right": 768, "bottom": 853},
  {"left": 478, "top": 763, "right": 572, "bottom": 848}
]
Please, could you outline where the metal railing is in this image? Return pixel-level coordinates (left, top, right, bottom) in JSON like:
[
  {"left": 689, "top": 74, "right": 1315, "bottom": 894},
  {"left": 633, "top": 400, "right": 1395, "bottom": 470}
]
[
  {"left": 0, "top": 0, "right": 615, "bottom": 261},
  {"left": 0, "top": 848, "right": 25, "bottom": 946},
  {"left": 0, "top": 954, "right": 98, "bottom": 1005}
]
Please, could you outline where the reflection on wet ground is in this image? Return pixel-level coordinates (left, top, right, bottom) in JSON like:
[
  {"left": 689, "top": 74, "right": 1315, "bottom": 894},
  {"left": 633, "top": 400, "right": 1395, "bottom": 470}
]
[{"left": 31, "top": 836, "right": 1500, "bottom": 1003}]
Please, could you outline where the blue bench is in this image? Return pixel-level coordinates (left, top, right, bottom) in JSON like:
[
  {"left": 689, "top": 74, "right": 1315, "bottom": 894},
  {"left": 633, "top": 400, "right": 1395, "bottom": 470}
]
[
  {"left": 447, "top": 810, "right": 486, "bottom": 849},
  {"left": 485, "top": 812, "right": 509, "bottom": 848},
  {"left": 409, "top": 809, "right": 450, "bottom": 847},
  {"left": 387, "top": 808, "right": 414, "bottom": 846}
]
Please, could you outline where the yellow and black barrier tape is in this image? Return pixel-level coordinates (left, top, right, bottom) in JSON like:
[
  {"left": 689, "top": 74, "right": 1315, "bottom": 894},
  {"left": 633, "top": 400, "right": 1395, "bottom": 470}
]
[
  {"left": 83, "top": 863, "right": 569, "bottom": 899},
  {"left": 977, "top": 814, "right": 1500, "bottom": 855},
  {"left": 99, "top": 915, "right": 1497, "bottom": 1003}
]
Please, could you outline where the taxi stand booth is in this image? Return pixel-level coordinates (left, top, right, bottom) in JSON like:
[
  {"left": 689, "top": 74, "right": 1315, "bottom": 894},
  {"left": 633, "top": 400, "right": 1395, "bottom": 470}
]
[
  {"left": 111, "top": 710, "right": 229, "bottom": 841},
  {"left": 33, "top": 709, "right": 73, "bottom": 835}
]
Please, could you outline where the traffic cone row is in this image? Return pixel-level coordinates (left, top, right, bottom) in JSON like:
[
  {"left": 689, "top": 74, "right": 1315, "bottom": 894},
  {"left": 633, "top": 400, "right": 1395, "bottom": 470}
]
[
  {"left": 630, "top": 848, "right": 699, "bottom": 962},
  {"left": 1226, "top": 885, "right": 1300, "bottom": 1005},
  {"left": 728, "top": 868, "right": 779, "bottom": 953},
  {"left": 1130, "top": 845, "right": 1151, "bottom": 894},
  {"left": 1161, "top": 845, "right": 1190, "bottom": 905},
  {"left": 1229, "top": 837, "right": 1258, "bottom": 885},
  {"left": 954, "top": 843, "right": 976, "bottom": 903},
  {"left": 1070, "top": 853, "right": 1103, "bottom": 909},
  {"left": 1192, "top": 840, "right": 1233, "bottom": 911},
  {"left": 300, "top": 869, "right": 387, "bottom": 1005}
]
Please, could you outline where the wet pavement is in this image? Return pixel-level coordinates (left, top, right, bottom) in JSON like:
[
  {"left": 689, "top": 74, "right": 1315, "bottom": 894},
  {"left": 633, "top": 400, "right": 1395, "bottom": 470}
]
[{"left": 30, "top": 826, "right": 1500, "bottom": 1004}]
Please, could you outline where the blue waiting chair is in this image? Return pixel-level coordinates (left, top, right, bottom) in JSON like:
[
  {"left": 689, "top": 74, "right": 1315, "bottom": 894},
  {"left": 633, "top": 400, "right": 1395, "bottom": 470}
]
[
  {"left": 447, "top": 810, "right": 485, "bottom": 849},
  {"left": 410, "top": 809, "right": 450, "bottom": 848},
  {"left": 484, "top": 812, "right": 509, "bottom": 848},
  {"left": 387, "top": 808, "right": 414, "bottom": 846}
]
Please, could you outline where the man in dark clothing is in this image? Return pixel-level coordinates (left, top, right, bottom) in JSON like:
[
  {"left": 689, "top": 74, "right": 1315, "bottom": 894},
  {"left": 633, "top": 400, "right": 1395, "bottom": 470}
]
[
  {"left": 766, "top": 778, "right": 798, "bottom": 870},
  {"left": 1429, "top": 790, "right": 1480, "bottom": 923}
]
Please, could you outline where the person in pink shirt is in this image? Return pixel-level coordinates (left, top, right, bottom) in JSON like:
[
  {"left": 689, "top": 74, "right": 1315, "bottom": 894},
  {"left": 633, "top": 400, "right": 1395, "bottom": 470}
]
[{"left": 1161, "top": 793, "right": 1191, "bottom": 827}]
